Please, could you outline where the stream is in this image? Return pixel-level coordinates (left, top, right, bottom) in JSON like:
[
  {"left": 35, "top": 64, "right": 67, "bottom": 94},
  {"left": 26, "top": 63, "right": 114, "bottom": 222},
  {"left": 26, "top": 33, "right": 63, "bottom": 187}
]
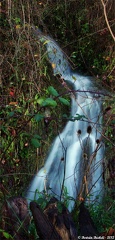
[{"left": 26, "top": 28, "right": 105, "bottom": 210}]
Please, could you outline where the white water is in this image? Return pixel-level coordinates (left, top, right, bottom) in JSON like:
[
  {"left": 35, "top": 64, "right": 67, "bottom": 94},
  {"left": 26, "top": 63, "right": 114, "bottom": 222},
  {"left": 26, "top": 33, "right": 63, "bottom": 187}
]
[{"left": 26, "top": 29, "right": 104, "bottom": 210}]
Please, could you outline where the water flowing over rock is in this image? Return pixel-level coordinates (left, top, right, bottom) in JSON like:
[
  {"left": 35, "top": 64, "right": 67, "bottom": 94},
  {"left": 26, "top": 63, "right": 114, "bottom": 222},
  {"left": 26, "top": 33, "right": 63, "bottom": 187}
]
[{"left": 26, "top": 28, "right": 105, "bottom": 210}]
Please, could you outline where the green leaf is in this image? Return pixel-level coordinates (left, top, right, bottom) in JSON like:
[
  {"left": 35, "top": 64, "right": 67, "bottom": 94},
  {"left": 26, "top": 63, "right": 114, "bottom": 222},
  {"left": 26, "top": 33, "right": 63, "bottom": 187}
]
[
  {"left": 0, "top": 126, "right": 9, "bottom": 135},
  {"left": 43, "top": 40, "right": 50, "bottom": 45},
  {"left": 71, "top": 52, "right": 77, "bottom": 58},
  {"left": 74, "top": 114, "right": 83, "bottom": 120},
  {"left": 62, "top": 114, "right": 68, "bottom": 118},
  {"left": 3, "top": 232, "right": 13, "bottom": 239},
  {"left": 31, "top": 138, "right": 41, "bottom": 148},
  {"left": 111, "top": 120, "right": 115, "bottom": 124},
  {"left": 72, "top": 75, "right": 77, "bottom": 81},
  {"left": 42, "top": 98, "right": 57, "bottom": 107},
  {"left": 36, "top": 97, "right": 45, "bottom": 105},
  {"left": 0, "top": 230, "right": 13, "bottom": 239},
  {"left": 69, "top": 114, "right": 87, "bottom": 121},
  {"left": 59, "top": 97, "right": 70, "bottom": 106},
  {"left": 57, "top": 202, "right": 63, "bottom": 213},
  {"left": 35, "top": 94, "right": 39, "bottom": 100},
  {"left": 75, "top": 114, "right": 87, "bottom": 120},
  {"left": 33, "top": 134, "right": 41, "bottom": 140},
  {"left": 34, "top": 113, "right": 44, "bottom": 121},
  {"left": 8, "top": 111, "right": 15, "bottom": 117},
  {"left": 48, "top": 86, "right": 59, "bottom": 97},
  {"left": 20, "top": 132, "right": 30, "bottom": 137},
  {"left": 40, "top": 37, "right": 46, "bottom": 43}
]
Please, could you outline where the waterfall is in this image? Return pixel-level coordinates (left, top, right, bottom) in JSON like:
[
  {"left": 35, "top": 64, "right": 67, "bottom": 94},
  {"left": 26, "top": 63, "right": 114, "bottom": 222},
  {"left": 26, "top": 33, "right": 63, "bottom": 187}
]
[{"left": 26, "top": 28, "right": 105, "bottom": 210}]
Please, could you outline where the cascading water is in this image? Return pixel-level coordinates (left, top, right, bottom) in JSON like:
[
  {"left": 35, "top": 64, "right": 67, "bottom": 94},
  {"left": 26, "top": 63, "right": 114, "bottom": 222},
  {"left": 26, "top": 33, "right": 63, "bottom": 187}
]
[{"left": 26, "top": 28, "right": 105, "bottom": 210}]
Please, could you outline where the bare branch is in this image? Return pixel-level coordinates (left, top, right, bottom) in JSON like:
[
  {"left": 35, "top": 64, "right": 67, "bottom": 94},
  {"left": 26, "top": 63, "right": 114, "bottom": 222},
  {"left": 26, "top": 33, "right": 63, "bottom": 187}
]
[{"left": 101, "top": 0, "right": 115, "bottom": 41}]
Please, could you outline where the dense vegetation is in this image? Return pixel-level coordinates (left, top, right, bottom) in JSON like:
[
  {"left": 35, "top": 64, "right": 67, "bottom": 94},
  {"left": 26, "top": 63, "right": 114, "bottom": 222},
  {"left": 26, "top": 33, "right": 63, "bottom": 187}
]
[{"left": 0, "top": 0, "right": 115, "bottom": 238}]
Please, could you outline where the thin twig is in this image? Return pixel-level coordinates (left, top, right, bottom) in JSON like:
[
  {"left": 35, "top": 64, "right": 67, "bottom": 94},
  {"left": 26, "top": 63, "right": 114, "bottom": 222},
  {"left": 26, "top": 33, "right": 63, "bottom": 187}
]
[{"left": 100, "top": 0, "right": 115, "bottom": 41}]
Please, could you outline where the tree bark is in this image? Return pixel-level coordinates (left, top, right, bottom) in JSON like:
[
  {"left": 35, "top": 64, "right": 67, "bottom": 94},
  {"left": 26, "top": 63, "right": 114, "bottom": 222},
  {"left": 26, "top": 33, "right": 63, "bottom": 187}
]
[{"left": 30, "top": 201, "right": 62, "bottom": 240}]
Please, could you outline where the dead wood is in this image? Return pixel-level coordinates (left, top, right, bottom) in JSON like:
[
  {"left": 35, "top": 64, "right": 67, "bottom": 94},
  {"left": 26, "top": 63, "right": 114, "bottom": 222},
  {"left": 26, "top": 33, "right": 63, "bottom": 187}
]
[
  {"left": 1, "top": 196, "right": 30, "bottom": 240},
  {"left": 30, "top": 197, "right": 78, "bottom": 240},
  {"left": 44, "top": 197, "right": 78, "bottom": 240},
  {"left": 78, "top": 202, "right": 99, "bottom": 237},
  {"left": 30, "top": 201, "right": 62, "bottom": 240}
]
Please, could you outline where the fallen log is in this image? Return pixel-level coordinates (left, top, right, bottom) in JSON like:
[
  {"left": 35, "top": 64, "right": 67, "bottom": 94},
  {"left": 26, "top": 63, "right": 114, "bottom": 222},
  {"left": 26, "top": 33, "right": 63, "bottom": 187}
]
[
  {"left": 30, "top": 201, "right": 62, "bottom": 240},
  {"left": 44, "top": 197, "right": 78, "bottom": 240},
  {"left": 1, "top": 196, "right": 102, "bottom": 240},
  {"left": 30, "top": 197, "right": 78, "bottom": 240},
  {"left": 78, "top": 202, "right": 99, "bottom": 237}
]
